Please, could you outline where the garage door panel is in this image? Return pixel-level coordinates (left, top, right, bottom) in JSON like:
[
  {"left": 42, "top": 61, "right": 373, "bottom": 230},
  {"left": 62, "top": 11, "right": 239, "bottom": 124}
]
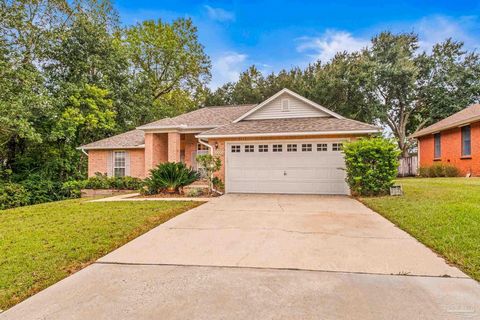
[{"left": 226, "top": 141, "right": 350, "bottom": 195}]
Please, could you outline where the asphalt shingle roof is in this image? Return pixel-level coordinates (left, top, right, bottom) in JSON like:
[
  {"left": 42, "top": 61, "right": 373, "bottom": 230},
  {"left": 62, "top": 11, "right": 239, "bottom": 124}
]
[
  {"left": 80, "top": 105, "right": 257, "bottom": 149},
  {"left": 197, "top": 117, "right": 380, "bottom": 138},
  {"left": 79, "top": 129, "right": 145, "bottom": 150},
  {"left": 137, "top": 104, "right": 257, "bottom": 130},
  {"left": 410, "top": 104, "right": 480, "bottom": 138}
]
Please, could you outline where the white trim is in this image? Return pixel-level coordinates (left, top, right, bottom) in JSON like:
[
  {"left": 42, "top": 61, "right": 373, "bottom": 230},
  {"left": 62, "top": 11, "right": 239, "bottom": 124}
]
[
  {"left": 233, "top": 88, "right": 344, "bottom": 123},
  {"left": 78, "top": 145, "right": 145, "bottom": 151},
  {"left": 197, "top": 129, "right": 379, "bottom": 139}
]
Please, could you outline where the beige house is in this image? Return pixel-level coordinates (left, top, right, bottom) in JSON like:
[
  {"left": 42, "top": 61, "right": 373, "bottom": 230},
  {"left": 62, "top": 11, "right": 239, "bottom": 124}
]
[{"left": 79, "top": 89, "right": 380, "bottom": 194}]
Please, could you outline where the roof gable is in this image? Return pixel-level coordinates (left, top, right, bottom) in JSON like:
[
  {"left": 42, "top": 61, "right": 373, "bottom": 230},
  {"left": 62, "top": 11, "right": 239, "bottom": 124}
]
[{"left": 234, "top": 88, "right": 343, "bottom": 123}]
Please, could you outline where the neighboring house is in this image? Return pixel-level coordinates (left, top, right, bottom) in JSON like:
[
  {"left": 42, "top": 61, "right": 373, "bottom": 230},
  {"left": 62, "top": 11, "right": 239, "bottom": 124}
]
[
  {"left": 79, "top": 89, "right": 380, "bottom": 194},
  {"left": 410, "top": 104, "right": 480, "bottom": 176}
]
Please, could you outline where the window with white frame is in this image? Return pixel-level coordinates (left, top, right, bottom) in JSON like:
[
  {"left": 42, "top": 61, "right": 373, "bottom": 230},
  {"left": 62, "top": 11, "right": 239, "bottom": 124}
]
[
  {"left": 258, "top": 145, "right": 269, "bottom": 152},
  {"left": 287, "top": 144, "right": 297, "bottom": 152},
  {"left": 231, "top": 145, "right": 241, "bottom": 153},
  {"left": 282, "top": 99, "right": 290, "bottom": 112},
  {"left": 114, "top": 151, "right": 126, "bottom": 177},
  {"left": 317, "top": 143, "right": 328, "bottom": 151},
  {"left": 245, "top": 145, "right": 254, "bottom": 152},
  {"left": 301, "top": 143, "right": 312, "bottom": 152},
  {"left": 273, "top": 144, "right": 283, "bottom": 152},
  {"left": 332, "top": 143, "right": 343, "bottom": 151}
]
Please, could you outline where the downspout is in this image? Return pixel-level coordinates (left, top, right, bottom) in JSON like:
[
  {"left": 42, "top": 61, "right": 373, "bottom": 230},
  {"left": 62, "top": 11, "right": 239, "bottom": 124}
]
[
  {"left": 197, "top": 139, "right": 213, "bottom": 155},
  {"left": 197, "top": 138, "right": 223, "bottom": 195},
  {"left": 80, "top": 148, "right": 88, "bottom": 156}
]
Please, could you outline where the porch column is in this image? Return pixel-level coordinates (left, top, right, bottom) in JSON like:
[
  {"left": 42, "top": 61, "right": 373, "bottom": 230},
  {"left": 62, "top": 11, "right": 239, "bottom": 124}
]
[
  {"left": 168, "top": 132, "right": 181, "bottom": 162},
  {"left": 144, "top": 132, "right": 168, "bottom": 174}
]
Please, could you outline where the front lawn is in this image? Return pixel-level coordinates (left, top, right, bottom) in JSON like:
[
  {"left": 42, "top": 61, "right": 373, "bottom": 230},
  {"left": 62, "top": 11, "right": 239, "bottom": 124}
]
[
  {"left": 0, "top": 198, "right": 201, "bottom": 310},
  {"left": 360, "top": 178, "right": 480, "bottom": 281}
]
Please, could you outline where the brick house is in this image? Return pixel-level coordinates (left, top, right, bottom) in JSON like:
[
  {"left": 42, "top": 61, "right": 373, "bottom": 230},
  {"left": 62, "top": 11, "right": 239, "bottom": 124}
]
[
  {"left": 410, "top": 104, "right": 480, "bottom": 176},
  {"left": 79, "top": 89, "right": 380, "bottom": 194}
]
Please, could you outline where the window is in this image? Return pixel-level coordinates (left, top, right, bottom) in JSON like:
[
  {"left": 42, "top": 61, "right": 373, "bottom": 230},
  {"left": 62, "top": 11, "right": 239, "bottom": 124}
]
[
  {"left": 245, "top": 145, "right": 254, "bottom": 152},
  {"left": 317, "top": 143, "right": 328, "bottom": 151},
  {"left": 258, "top": 145, "right": 269, "bottom": 152},
  {"left": 282, "top": 99, "right": 289, "bottom": 112},
  {"left": 434, "top": 133, "right": 441, "bottom": 159},
  {"left": 197, "top": 143, "right": 208, "bottom": 151},
  {"left": 301, "top": 143, "right": 312, "bottom": 152},
  {"left": 287, "top": 144, "right": 297, "bottom": 152},
  {"left": 273, "top": 144, "right": 283, "bottom": 152},
  {"left": 332, "top": 143, "right": 343, "bottom": 151},
  {"left": 462, "top": 125, "right": 471, "bottom": 157},
  {"left": 231, "top": 145, "right": 241, "bottom": 153},
  {"left": 114, "top": 151, "right": 126, "bottom": 177}
]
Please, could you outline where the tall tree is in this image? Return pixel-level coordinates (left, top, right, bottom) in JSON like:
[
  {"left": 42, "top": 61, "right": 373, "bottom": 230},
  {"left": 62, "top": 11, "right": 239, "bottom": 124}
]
[
  {"left": 361, "top": 32, "right": 480, "bottom": 155},
  {"left": 124, "top": 18, "right": 211, "bottom": 118}
]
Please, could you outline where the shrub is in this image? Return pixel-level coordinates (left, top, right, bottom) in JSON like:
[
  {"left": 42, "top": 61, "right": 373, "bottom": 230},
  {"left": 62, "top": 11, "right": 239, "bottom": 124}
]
[
  {"left": 186, "top": 187, "right": 204, "bottom": 197},
  {"left": 144, "top": 162, "right": 199, "bottom": 194},
  {"left": 62, "top": 174, "right": 144, "bottom": 198},
  {"left": 20, "top": 174, "right": 65, "bottom": 204},
  {"left": 195, "top": 154, "right": 222, "bottom": 194},
  {"left": 0, "top": 182, "right": 31, "bottom": 210},
  {"left": 212, "top": 176, "right": 224, "bottom": 191},
  {"left": 61, "top": 180, "right": 87, "bottom": 198},
  {"left": 343, "top": 137, "right": 400, "bottom": 196},
  {"left": 418, "top": 164, "right": 460, "bottom": 178},
  {"left": 444, "top": 165, "right": 460, "bottom": 177}
]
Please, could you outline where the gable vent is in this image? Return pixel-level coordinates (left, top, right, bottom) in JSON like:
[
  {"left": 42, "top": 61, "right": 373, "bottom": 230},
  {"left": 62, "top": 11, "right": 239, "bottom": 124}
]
[{"left": 282, "top": 99, "right": 290, "bottom": 112}]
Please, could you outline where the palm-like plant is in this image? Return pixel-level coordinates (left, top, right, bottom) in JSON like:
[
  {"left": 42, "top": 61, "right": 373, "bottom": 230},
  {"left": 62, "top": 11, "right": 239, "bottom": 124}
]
[{"left": 145, "top": 162, "right": 199, "bottom": 194}]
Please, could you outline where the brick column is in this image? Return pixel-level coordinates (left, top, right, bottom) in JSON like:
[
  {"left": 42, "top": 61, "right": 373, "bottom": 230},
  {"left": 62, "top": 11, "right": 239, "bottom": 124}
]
[
  {"left": 168, "top": 132, "right": 181, "bottom": 162},
  {"left": 144, "top": 132, "right": 168, "bottom": 175}
]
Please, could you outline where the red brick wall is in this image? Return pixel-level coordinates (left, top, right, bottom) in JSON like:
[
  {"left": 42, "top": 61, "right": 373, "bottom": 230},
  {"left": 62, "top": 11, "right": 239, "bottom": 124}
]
[
  {"left": 418, "top": 121, "right": 480, "bottom": 176},
  {"left": 129, "top": 149, "right": 146, "bottom": 178},
  {"left": 87, "top": 149, "right": 145, "bottom": 178},
  {"left": 207, "top": 134, "right": 367, "bottom": 184},
  {"left": 88, "top": 150, "right": 109, "bottom": 177}
]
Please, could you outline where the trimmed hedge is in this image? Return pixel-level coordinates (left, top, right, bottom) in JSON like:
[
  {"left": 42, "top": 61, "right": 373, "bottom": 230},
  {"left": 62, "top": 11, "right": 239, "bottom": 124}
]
[
  {"left": 418, "top": 164, "right": 460, "bottom": 177},
  {"left": 62, "top": 173, "right": 144, "bottom": 198},
  {"left": 343, "top": 137, "right": 400, "bottom": 196}
]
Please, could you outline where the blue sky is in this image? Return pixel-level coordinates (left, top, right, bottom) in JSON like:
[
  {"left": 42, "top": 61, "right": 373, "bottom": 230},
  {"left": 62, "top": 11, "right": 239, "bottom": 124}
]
[{"left": 116, "top": 0, "right": 480, "bottom": 88}]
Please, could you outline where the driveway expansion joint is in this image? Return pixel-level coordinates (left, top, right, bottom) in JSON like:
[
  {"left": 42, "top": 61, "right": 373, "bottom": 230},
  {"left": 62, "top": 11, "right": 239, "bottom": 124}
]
[
  {"left": 93, "top": 261, "right": 471, "bottom": 280},
  {"left": 167, "top": 226, "right": 410, "bottom": 240}
]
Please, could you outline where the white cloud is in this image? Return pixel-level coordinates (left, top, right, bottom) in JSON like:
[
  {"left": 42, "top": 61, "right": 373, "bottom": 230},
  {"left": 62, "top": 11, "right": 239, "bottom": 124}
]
[
  {"left": 413, "top": 15, "right": 480, "bottom": 52},
  {"left": 210, "top": 52, "right": 247, "bottom": 89},
  {"left": 204, "top": 5, "right": 235, "bottom": 22},
  {"left": 296, "top": 30, "right": 369, "bottom": 63}
]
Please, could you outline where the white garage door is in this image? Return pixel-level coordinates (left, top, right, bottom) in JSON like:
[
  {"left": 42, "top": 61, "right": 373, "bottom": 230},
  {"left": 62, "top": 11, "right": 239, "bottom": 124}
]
[{"left": 226, "top": 140, "right": 349, "bottom": 195}]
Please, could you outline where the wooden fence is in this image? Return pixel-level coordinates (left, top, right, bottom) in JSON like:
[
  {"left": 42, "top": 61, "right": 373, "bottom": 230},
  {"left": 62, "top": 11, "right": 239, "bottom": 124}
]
[{"left": 398, "top": 155, "right": 418, "bottom": 177}]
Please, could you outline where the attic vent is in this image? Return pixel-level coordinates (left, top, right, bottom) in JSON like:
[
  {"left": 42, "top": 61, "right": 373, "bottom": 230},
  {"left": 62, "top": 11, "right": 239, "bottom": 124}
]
[{"left": 282, "top": 99, "right": 290, "bottom": 112}]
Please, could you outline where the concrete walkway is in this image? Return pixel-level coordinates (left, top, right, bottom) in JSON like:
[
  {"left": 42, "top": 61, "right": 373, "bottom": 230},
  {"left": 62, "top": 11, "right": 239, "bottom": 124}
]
[
  {"left": 2, "top": 194, "right": 479, "bottom": 319},
  {"left": 88, "top": 192, "right": 212, "bottom": 202}
]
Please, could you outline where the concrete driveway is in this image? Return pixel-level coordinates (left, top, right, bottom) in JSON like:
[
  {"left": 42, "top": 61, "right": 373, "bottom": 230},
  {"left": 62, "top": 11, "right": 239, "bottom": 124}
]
[{"left": 2, "top": 194, "right": 479, "bottom": 319}]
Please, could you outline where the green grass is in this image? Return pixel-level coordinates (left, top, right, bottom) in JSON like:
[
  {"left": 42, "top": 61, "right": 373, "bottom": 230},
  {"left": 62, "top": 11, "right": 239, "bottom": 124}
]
[
  {"left": 0, "top": 198, "right": 202, "bottom": 309},
  {"left": 360, "top": 178, "right": 480, "bottom": 281}
]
